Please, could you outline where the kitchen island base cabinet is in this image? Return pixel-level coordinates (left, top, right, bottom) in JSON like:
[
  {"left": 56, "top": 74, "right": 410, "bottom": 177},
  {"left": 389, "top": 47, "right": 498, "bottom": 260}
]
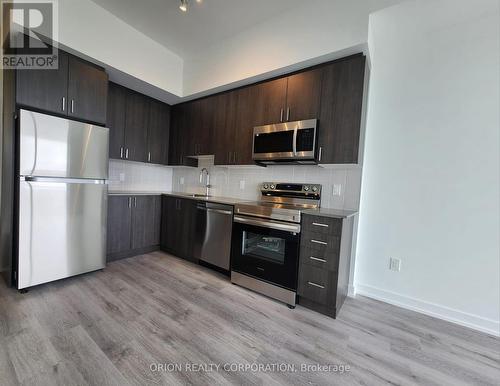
[
  {"left": 107, "top": 195, "right": 161, "bottom": 262},
  {"left": 160, "top": 196, "right": 197, "bottom": 262},
  {"left": 297, "top": 214, "right": 355, "bottom": 318}
]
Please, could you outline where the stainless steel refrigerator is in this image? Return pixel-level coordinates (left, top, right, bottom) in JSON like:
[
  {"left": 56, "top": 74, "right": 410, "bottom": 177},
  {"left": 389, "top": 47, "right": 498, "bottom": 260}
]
[{"left": 17, "top": 109, "right": 109, "bottom": 289}]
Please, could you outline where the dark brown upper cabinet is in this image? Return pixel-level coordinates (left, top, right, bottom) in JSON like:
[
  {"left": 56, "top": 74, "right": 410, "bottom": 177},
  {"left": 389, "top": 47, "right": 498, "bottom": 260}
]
[
  {"left": 169, "top": 103, "right": 190, "bottom": 166},
  {"left": 147, "top": 100, "right": 170, "bottom": 165},
  {"left": 189, "top": 98, "right": 215, "bottom": 156},
  {"left": 318, "top": 55, "right": 366, "bottom": 164},
  {"left": 213, "top": 91, "right": 238, "bottom": 165},
  {"left": 16, "top": 51, "right": 69, "bottom": 116},
  {"left": 233, "top": 86, "right": 255, "bottom": 165},
  {"left": 107, "top": 82, "right": 127, "bottom": 160},
  {"left": 285, "top": 68, "right": 323, "bottom": 122},
  {"left": 108, "top": 83, "right": 171, "bottom": 165},
  {"left": 16, "top": 50, "right": 108, "bottom": 125},
  {"left": 168, "top": 98, "right": 214, "bottom": 166},
  {"left": 169, "top": 53, "right": 366, "bottom": 167},
  {"left": 124, "top": 91, "right": 149, "bottom": 162},
  {"left": 250, "top": 78, "right": 288, "bottom": 126},
  {"left": 247, "top": 72, "right": 321, "bottom": 125},
  {"left": 67, "top": 55, "right": 108, "bottom": 124}
]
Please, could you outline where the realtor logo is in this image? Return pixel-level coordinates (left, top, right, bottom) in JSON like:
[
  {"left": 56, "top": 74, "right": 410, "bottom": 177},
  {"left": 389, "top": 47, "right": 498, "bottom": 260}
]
[{"left": 1, "top": 0, "right": 58, "bottom": 69}]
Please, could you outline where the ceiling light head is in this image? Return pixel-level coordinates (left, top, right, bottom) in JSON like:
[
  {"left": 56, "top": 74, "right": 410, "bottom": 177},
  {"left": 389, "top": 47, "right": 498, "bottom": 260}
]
[{"left": 179, "top": 0, "right": 187, "bottom": 12}]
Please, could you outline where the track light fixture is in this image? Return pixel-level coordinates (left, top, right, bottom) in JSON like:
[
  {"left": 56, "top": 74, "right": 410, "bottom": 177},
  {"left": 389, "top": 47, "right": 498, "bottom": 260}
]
[
  {"left": 179, "top": 0, "right": 187, "bottom": 12},
  {"left": 179, "top": 0, "right": 202, "bottom": 13}
]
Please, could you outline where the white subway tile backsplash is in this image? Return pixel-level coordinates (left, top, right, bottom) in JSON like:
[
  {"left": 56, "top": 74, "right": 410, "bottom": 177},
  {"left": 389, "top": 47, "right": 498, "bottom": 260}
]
[
  {"left": 172, "top": 164, "right": 362, "bottom": 210},
  {"left": 108, "top": 160, "right": 173, "bottom": 192},
  {"left": 109, "top": 159, "right": 362, "bottom": 211}
]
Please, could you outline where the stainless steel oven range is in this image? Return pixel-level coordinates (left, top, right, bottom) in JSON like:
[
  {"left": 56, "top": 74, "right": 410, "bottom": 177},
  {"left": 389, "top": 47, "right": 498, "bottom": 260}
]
[{"left": 231, "top": 182, "right": 321, "bottom": 308}]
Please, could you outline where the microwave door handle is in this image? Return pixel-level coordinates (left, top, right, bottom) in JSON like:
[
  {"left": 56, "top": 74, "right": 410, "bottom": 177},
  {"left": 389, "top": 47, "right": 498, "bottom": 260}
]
[{"left": 292, "top": 128, "right": 298, "bottom": 156}]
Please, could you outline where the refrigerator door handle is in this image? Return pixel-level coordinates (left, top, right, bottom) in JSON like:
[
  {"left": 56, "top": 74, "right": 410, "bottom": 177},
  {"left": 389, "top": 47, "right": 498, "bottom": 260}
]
[{"left": 22, "top": 176, "right": 107, "bottom": 184}]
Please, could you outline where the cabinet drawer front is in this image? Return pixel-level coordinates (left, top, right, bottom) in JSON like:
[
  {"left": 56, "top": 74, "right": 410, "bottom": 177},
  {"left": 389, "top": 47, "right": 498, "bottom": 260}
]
[
  {"left": 302, "top": 215, "right": 342, "bottom": 236},
  {"left": 300, "top": 233, "right": 341, "bottom": 256},
  {"left": 300, "top": 246, "right": 339, "bottom": 271},
  {"left": 298, "top": 264, "right": 335, "bottom": 306}
]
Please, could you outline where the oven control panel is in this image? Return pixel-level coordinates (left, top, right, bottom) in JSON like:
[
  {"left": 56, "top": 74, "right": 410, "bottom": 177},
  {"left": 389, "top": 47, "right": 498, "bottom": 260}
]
[{"left": 261, "top": 182, "right": 322, "bottom": 197}]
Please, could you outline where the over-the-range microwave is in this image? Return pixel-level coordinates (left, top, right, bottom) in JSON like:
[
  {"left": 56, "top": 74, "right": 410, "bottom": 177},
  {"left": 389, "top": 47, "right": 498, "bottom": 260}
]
[{"left": 252, "top": 119, "right": 318, "bottom": 165}]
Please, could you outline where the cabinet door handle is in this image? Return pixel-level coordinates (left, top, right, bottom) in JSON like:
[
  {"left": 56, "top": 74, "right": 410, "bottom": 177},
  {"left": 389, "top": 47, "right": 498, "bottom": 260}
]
[
  {"left": 134, "top": 197, "right": 137, "bottom": 207},
  {"left": 120, "top": 147, "right": 123, "bottom": 159},
  {"left": 307, "top": 281, "right": 325, "bottom": 289},
  {"left": 312, "top": 222, "right": 329, "bottom": 228},
  {"left": 71, "top": 99, "right": 75, "bottom": 114},
  {"left": 125, "top": 148, "right": 129, "bottom": 159},
  {"left": 148, "top": 151, "right": 151, "bottom": 162},
  {"left": 309, "top": 256, "right": 327, "bottom": 263},
  {"left": 233, "top": 152, "right": 237, "bottom": 164},
  {"left": 286, "top": 107, "right": 290, "bottom": 121},
  {"left": 311, "top": 239, "right": 327, "bottom": 245},
  {"left": 128, "top": 197, "right": 132, "bottom": 208},
  {"left": 318, "top": 147, "right": 322, "bottom": 162},
  {"left": 280, "top": 108, "right": 284, "bottom": 122},
  {"left": 61, "top": 97, "right": 66, "bottom": 112}
]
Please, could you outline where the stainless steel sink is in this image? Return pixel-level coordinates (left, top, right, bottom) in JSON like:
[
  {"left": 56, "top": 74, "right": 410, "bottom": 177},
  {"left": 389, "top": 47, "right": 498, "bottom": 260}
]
[{"left": 183, "top": 193, "right": 212, "bottom": 198}]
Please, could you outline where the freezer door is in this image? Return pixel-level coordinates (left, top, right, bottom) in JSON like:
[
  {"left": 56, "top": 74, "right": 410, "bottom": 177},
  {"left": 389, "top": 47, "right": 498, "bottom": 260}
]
[
  {"left": 18, "top": 177, "right": 107, "bottom": 289},
  {"left": 19, "top": 109, "right": 109, "bottom": 179}
]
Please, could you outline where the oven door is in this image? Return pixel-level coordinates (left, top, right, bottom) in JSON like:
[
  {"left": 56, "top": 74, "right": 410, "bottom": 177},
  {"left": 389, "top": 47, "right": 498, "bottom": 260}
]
[{"left": 231, "top": 216, "right": 300, "bottom": 290}]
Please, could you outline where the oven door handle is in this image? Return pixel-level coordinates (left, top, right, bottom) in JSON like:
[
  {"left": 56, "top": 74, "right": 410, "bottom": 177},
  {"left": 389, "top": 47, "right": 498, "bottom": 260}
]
[{"left": 234, "top": 215, "right": 301, "bottom": 233}]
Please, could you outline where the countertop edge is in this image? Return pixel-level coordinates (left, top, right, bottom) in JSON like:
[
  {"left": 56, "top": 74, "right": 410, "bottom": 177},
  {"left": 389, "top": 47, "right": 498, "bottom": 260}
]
[{"left": 108, "top": 191, "right": 359, "bottom": 217}]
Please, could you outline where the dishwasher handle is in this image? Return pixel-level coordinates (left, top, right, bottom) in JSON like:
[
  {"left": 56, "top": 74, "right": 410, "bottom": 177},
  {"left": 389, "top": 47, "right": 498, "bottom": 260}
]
[
  {"left": 196, "top": 205, "right": 232, "bottom": 216},
  {"left": 207, "top": 208, "right": 232, "bottom": 216}
]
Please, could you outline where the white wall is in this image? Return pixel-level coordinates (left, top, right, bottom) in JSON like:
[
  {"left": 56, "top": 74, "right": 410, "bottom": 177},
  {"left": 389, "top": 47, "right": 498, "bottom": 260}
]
[
  {"left": 182, "top": 0, "right": 400, "bottom": 96},
  {"left": 56, "top": 0, "right": 183, "bottom": 96},
  {"left": 356, "top": 0, "right": 500, "bottom": 335}
]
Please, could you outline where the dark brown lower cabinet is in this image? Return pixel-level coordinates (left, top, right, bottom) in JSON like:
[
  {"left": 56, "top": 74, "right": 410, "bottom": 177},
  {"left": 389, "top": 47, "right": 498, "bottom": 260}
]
[
  {"left": 297, "top": 214, "right": 355, "bottom": 318},
  {"left": 160, "top": 196, "right": 197, "bottom": 262},
  {"left": 106, "top": 195, "right": 132, "bottom": 258},
  {"left": 107, "top": 195, "right": 161, "bottom": 262},
  {"left": 131, "top": 195, "right": 161, "bottom": 249}
]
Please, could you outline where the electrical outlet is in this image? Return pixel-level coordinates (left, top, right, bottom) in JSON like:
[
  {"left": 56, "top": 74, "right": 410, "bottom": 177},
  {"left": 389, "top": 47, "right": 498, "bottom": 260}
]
[
  {"left": 119, "top": 173, "right": 125, "bottom": 182},
  {"left": 389, "top": 257, "right": 401, "bottom": 272},
  {"left": 239, "top": 180, "right": 245, "bottom": 190},
  {"left": 332, "top": 184, "right": 342, "bottom": 196},
  {"left": 180, "top": 177, "right": 185, "bottom": 185}
]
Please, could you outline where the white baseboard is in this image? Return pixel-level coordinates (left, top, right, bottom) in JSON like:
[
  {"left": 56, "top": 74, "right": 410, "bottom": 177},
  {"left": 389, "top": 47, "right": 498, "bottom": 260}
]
[
  {"left": 348, "top": 284, "right": 356, "bottom": 297},
  {"left": 355, "top": 283, "right": 499, "bottom": 337}
]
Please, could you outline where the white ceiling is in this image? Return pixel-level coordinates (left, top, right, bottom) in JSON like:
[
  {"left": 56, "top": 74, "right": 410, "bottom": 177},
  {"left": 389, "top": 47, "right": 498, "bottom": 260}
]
[{"left": 90, "top": 0, "right": 305, "bottom": 58}]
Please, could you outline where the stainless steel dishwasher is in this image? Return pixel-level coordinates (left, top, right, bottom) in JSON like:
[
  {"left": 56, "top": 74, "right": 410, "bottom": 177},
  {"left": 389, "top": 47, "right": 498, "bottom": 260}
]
[{"left": 194, "top": 202, "right": 234, "bottom": 270}]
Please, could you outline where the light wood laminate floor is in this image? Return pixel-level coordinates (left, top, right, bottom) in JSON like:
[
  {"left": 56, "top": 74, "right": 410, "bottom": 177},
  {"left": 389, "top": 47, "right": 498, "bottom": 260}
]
[{"left": 0, "top": 252, "right": 498, "bottom": 385}]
